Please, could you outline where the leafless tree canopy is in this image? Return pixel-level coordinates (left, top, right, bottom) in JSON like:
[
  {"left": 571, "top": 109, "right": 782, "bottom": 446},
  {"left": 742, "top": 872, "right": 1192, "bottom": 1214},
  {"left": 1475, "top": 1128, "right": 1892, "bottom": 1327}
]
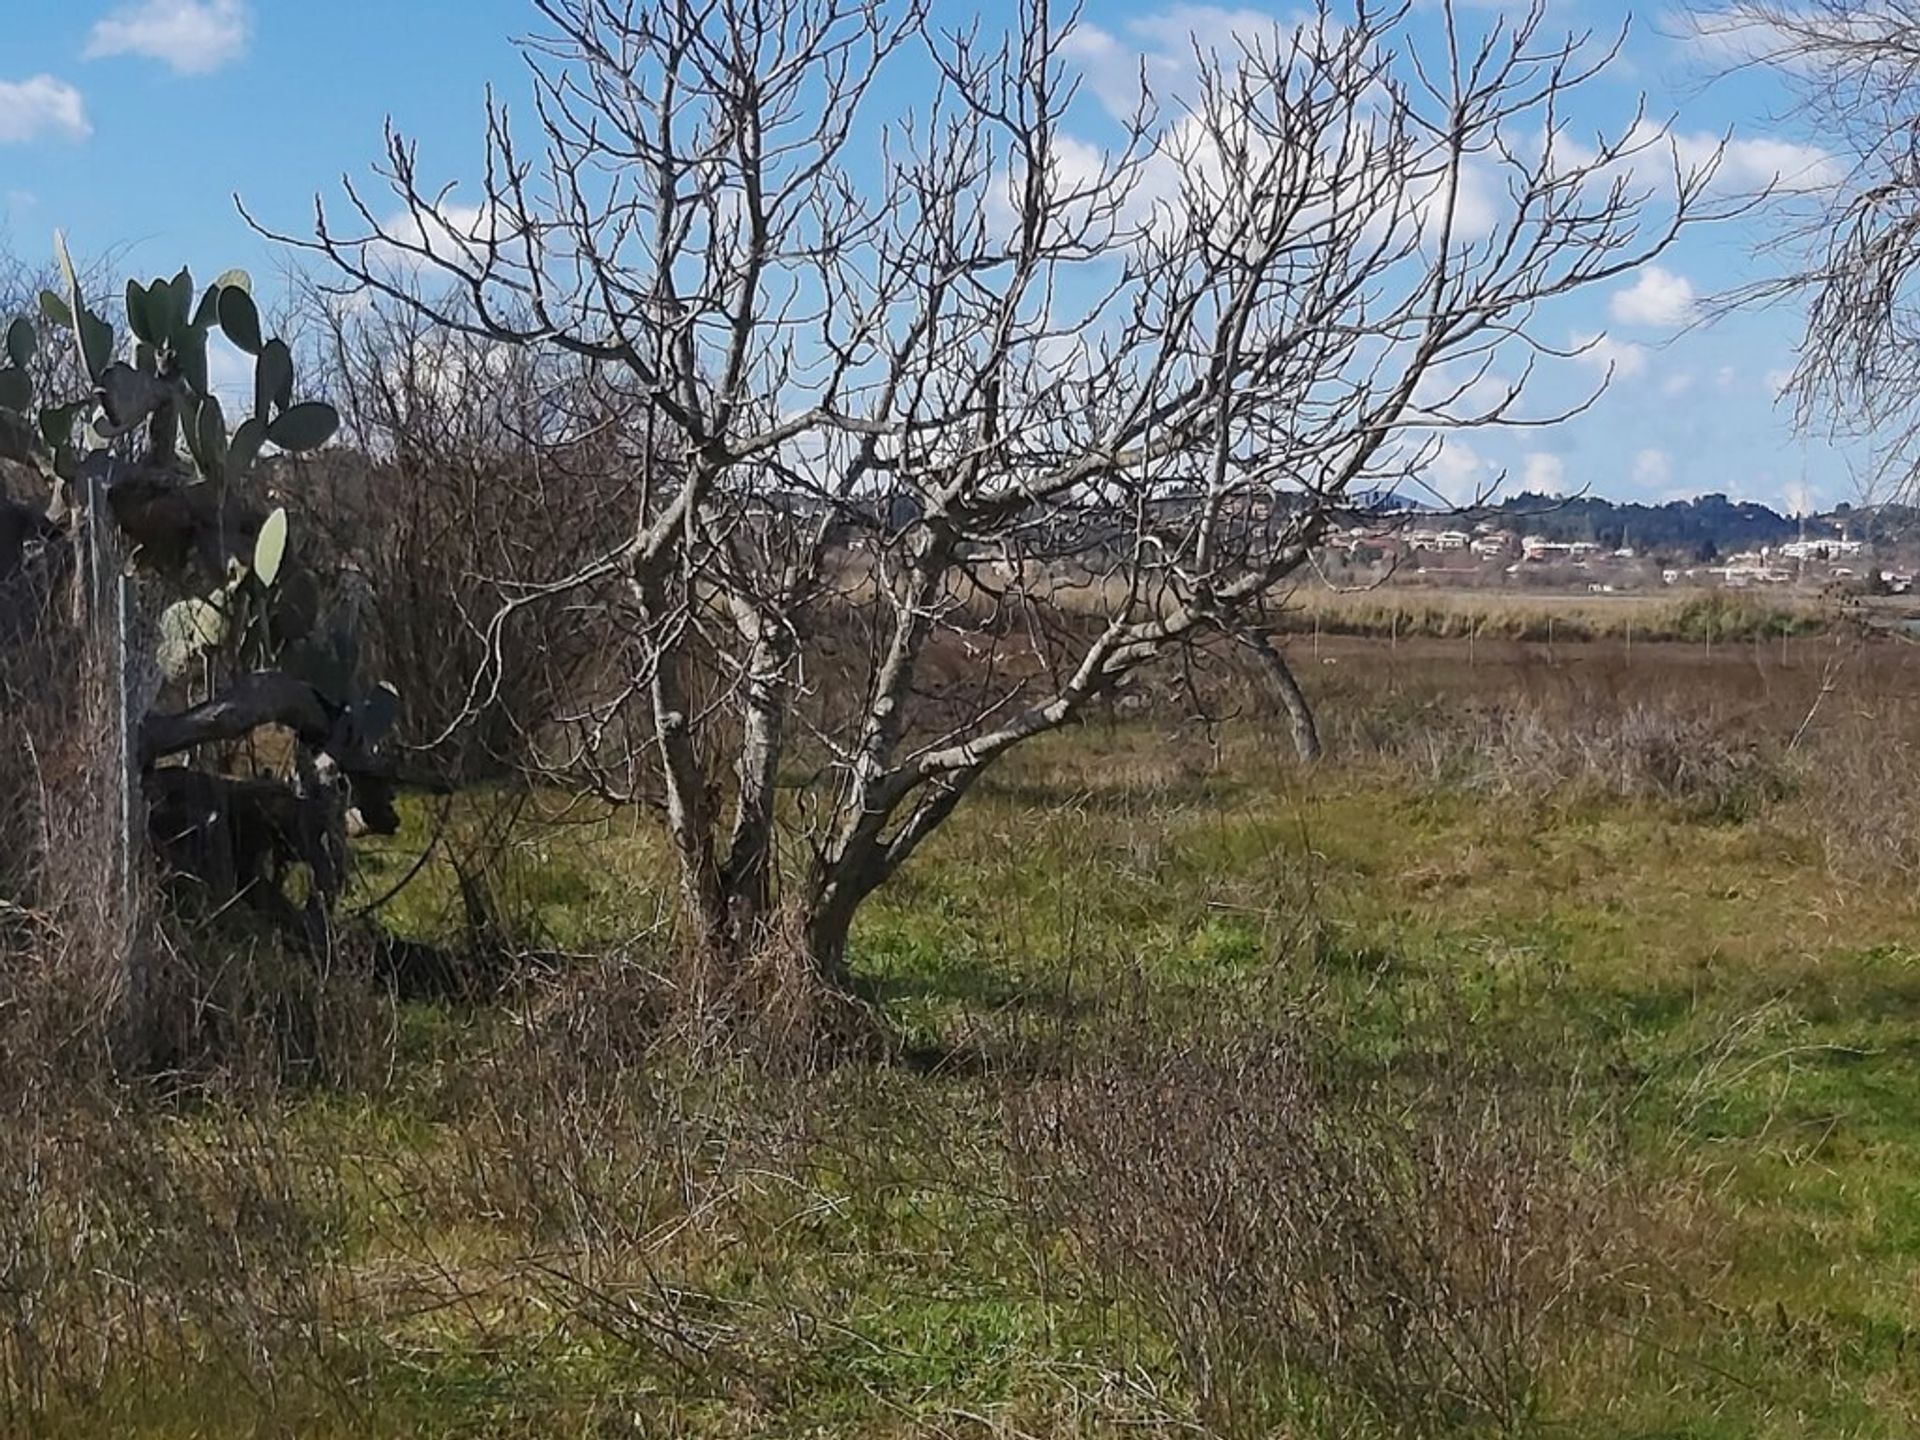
[
  {"left": 300, "top": 292, "right": 644, "bottom": 781},
  {"left": 1691, "top": 1, "right": 1920, "bottom": 487},
  {"left": 267, "top": 0, "right": 1722, "bottom": 981}
]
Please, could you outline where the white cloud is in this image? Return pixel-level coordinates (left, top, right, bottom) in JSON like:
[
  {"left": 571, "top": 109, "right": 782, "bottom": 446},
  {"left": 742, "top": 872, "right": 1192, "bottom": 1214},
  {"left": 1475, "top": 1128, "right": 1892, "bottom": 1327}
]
[
  {"left": 1652, "top": 124, "right": 1839, "bottom": 195},
  {"left": 1064, "top": 6, "right": 1303, "bottom": 121},
  {"left": 1632, "top": 448, "right": 1673, "bottom": 489},
  {"left": 85, "top": 0, "right": 251, "bottom": 76},
  {"left": 1422, "top": 436, "right": 1493, "bottom": 506},
  {"left": 1718, "top": 136, "right": 1840, "bottom": 192},
  {"left": 1681, "top": 5, "right": 1793, "bottom": 62},
  {"left": 1522, "top": 452, "right": 1566, "bottom": 494},
  {"left": 1033, "top": 331, "right": 1098, "bottom": 381},
  {"left": 1662, "top": 372, "right": 1696, "bottom": 398},
  {"left": 1681, "top": 4, "right": 1867, "bottom": 77},
  {"left": 1782, "top": 478, "right": 1815, "bottom": 516},
  {"left": 1060, "top": 22, "right": 1146, "bottom": 122},
  {"left": 1610, "top": 265, "right": 1696, "bottom": 328},
  {"left": 1550, "top": 118, "right": 1838, "bottom": 199},
  {"left": 985, "top": 133, "right": 1126, "bottom": 243},
  {"left": 1764, "top": 366, "right": 1796, "bottom": 400},
  {"left": 205, "top": 333, "right": 254, "bottom": 412},
  {"left": 370, "top": 202, "right": 528, "bottom": 273},
  {"left": 0, "top": 76, "right": 89, "bottom": 144},
  {"left": 1411, "top": 356, "right": 1520, "bottom": 421},
  {"left": 384, "top": 333, "right": 518, "bottom": 407},
  {"left": 1409, "top": 157, "right": 1501, "bottom": 246},
  {"left": 1066, "top": 8, "right": 1513, "bottom": 257},
  {"left": 1571, "top": 331, "right": 1648, "bottom": 381}
]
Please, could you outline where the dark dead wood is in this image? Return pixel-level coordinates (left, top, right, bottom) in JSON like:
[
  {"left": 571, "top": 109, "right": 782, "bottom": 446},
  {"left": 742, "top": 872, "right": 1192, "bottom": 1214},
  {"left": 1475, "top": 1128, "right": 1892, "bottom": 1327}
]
[
  {"left": 148, "top": 767, "right": 299, "bottom": 915},
  {"left": 140, "top": 671, "right": 341, "bottom": 766},
  {"left": 106, "top": 466, "right": 265, "bottom": 579},
  {"left": 0, "top": 494, "right": 60, "bottom": 582},
  {"left": 0, "top": 494, "right": 68, "bottom": 647},
  {"left": 0, "top": 412, "right": 36, "bottom": 469},
  {"left": 147, "top": 765, "right": 353, "bottom": 925}
]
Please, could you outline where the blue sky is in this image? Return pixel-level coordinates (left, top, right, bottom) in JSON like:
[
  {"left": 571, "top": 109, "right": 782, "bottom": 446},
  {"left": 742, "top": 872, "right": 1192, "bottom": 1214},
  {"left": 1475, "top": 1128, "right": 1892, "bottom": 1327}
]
[{"left": 0, "top": 0, "right": 1871, "bottom": 510}]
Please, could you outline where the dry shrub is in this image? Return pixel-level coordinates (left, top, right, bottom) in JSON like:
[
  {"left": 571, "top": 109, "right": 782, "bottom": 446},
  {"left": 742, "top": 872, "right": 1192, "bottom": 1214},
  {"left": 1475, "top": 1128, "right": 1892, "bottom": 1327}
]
[
  {"left": 0, "top": 578, "right": 406, "bottom": 1426},
  {"left": 1299, "top": 631, "right": 1920, "bottom": 878},
  {"left": 1262, "top": 637, "right": 1802, "bottom": 818},
  {"left": 1793, "top": 706, "right": 1920, "bottom": 881},
  {"left": 0, "top": 940, "right": 371, "bottom": 1430},
  {"left": 1381, "top": 699, "right": 1789, "bottom": 818},
  {"left": 304, "top": 296, "right": 649, "bottom": 786},
  {"left": 1, "top": 538, "right": 141, "bottom": 1057},
  {"left": 1268, "top": 587, "right": 1828, "bottom": 646},
  {"left": 1011, "top": 1028, "right": 1640, "bottom": 1437},
  {"left": 367, "top": 956, "right": 899, "bottom": 1415},
  {"left": 438, "top": 974, "right": 799, "bottom": 1247},
  {"left": 140, "top": 927, "right": 404, "bottom": 1094},
  {"left": 495, "top": 909, "right": 883, "bottom": 1087},
  {"left": 0, "top": 1085, "right": 366, "bottom": 1431},
  {"left": 0, "top": 760, "right": 398, "bottom": 1427},
  {"left": 679, "top": 912, "right": 884, "bottom": 1071},
  {"left": 0, "top": 929, "right": 837, "bottom": 1432},
  {"left": 0, "top": 866, "right": 425, "bottom": 1432}
]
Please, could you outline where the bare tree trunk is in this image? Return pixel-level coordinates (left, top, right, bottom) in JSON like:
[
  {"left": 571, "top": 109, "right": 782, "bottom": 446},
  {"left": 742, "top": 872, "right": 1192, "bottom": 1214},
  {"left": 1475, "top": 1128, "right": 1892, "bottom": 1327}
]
[
  {"left": 1238, "top": 628, "right": 1321, "bottom": 763},
  {"left": 801, "top": 883, "right": 862, "bottom": 991},
  {"left": 635, "top": 573, "right": 730, "bottom": 966},
  {"left": 805, "top": 766, "right": 988, "bottom": 988},
  {"left": 721, "top": 610, "right": 792, "bottom": 943}
]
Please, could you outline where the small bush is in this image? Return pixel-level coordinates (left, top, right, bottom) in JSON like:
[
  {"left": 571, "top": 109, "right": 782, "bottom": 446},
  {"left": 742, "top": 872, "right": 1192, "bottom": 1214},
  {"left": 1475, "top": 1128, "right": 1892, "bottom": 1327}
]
[
  {"left": 1010, "top": 1027, "right": 1638, "bottom": 1437},
  {"left": 1327, "top": 692, "right": 1790, "bottom": 820},
  {"left": 1662, "top": 593, "right": 1820, "bottom": 644}
]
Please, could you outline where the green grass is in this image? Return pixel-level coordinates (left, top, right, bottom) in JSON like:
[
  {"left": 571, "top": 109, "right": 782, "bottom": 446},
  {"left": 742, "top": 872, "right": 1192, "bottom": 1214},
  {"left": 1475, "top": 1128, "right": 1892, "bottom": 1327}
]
[
  {"left": 25, "top": 718, "right": 1920, "bottom": 1437},
  {"left": 849, "top": 733, "right": 1920, "bottom": 1436}
]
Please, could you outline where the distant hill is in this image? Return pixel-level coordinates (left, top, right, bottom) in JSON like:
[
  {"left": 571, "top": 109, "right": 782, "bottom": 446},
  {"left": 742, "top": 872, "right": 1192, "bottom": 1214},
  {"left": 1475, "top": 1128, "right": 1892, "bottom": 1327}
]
[{"left": 1454, "top": 492, "right": 1865, "bottom": 560}]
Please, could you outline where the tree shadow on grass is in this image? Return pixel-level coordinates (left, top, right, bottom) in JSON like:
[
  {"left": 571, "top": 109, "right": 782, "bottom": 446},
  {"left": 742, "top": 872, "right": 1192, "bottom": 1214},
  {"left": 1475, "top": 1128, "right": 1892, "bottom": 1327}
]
[{"left": 849, "top": 948, "right": 1098, "bottom": 1079}]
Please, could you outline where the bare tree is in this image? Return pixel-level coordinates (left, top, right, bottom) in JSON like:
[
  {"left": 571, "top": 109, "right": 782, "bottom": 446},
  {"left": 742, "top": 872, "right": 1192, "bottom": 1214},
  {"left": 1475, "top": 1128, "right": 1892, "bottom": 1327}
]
[
  {"left": 1690, "top": 1, "right": 1920, "bottom": 489},
  {"left": 263, "top": 0, "right": 1724, "bottom": 987}
]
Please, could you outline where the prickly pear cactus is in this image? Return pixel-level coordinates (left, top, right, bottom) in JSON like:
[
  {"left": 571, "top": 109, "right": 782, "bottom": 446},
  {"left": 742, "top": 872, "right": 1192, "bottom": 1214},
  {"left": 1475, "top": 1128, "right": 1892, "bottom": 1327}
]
[
  {"left": 0, "top": 234, "right": 340, "bottom": 492},
  {"left": 0, "top": 234, "right": 394, "bottom": 732},
  {"left": 3, "top": 235, "right": 409, "bottom": 951}
]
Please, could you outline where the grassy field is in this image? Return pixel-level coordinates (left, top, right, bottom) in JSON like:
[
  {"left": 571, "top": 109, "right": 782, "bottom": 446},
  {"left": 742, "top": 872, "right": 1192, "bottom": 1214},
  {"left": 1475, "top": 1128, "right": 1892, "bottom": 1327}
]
[{"left": 13, "top": 634, "right": 1920, "bottom": 1436}]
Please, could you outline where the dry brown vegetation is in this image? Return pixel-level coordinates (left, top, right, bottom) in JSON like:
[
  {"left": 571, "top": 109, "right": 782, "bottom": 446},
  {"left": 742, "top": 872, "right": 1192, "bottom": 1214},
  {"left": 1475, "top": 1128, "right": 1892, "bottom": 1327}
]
[
  {"left": 1012, "top": 1032, "right": 1641, "bottom": 1436},
  {"left": 1271, "top": 584, "right": 1833, "bottom": 644}
]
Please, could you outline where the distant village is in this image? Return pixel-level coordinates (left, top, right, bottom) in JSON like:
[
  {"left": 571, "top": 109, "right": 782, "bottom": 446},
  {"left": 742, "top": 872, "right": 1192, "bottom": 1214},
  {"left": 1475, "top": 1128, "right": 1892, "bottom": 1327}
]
[{"left": 1323, "top": 513, "right": 1913, "bottom": 594}]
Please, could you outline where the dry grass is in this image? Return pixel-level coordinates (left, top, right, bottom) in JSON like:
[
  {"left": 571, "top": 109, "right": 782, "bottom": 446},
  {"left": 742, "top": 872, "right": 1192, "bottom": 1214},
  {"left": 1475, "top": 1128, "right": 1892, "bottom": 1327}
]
[
  {"left": 1283, "top": 629, "right": 1920, "bottom": 879},
  {"left": 1272, "top": 584, "right": 1831, "bottom": 643},
  {"left": 1012, "top": 1026, "right": 1641, "bottom": 1438}
]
